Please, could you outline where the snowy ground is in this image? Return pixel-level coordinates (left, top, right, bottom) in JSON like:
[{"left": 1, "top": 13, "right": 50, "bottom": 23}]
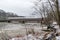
[
  {"left": 0, "top": 22, "right": 60, "bottom": 40},
  {"left": 0, "top": 22, "right": 46, "bottom": 37}
]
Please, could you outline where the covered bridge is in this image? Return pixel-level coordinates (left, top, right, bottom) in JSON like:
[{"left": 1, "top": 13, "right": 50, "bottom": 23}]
[{"left": 7, "top": 17, "right": 42, "bottom": 23}]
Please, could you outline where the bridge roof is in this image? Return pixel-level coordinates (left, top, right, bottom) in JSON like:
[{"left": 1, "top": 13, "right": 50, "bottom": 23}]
[{"left": 7, "top": 17, "right": 42, "bottom": 21}]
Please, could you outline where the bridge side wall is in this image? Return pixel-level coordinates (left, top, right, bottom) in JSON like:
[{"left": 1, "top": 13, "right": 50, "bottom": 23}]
[{"left": 8, "top": 19, "right": 41, "bottom": 23}]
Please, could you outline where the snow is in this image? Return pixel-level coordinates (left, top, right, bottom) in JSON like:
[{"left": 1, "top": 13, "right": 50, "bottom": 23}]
[
  {"left": 56, "top": 36, "right": 60, "bottom": 40},
  {"left": 25, "top": 34, "right": 36, "bottom": 40}
]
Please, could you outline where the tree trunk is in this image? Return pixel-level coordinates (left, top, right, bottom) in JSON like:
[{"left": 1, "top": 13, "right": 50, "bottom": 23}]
[{"left": 56, "top": 0, "right": 60, "bottom": 28}]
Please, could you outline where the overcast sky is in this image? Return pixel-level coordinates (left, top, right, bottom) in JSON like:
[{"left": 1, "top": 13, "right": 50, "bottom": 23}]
[
  {"left": 0, "top": 0, "right": 35, "bottom": 16},
  {"left": 0, "top": 0, "right": 60, "bottom": 16},
  {"left": 0, "top": 0, "right": 51, "bottom": 16}
]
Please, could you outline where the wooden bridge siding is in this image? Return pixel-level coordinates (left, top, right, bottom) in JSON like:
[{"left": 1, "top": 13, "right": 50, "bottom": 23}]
[
  {"left": 7, "top": 19, "right": 41, "bottom": 23},
  {"left": 0, "top": 18, "right": 42, "bottom": 23}
]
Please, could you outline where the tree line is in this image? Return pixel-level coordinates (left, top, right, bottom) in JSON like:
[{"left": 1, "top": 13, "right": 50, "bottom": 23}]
[{"left": 0, "top": 9, "right": 18, "bottom": 20}]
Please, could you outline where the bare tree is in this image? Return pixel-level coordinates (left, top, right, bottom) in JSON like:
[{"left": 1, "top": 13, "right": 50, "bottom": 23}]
[
  {"left": 33, "top": 0, "right": 60, "bottom": 26},
  {"left": 48, "top": 0, "right": 60, "bottom": 28},
  {"left": 55, "top": 0, "right": 60, "bottom": 28},
  {"left": 33, "top": 0, "right": 53, "bottom": 25}
]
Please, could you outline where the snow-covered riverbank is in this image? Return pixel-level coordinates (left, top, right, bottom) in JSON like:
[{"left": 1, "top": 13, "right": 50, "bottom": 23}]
[{"left": 0, "top": 22, "right": 60, "bottom": 40}]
